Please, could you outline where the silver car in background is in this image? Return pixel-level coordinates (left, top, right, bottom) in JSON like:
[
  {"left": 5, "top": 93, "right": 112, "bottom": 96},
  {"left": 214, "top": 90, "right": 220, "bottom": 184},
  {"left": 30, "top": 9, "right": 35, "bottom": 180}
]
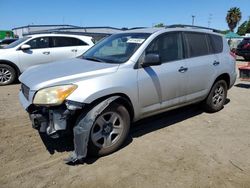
[{"left": 19, "top": 25, "right": 237, "bottom": 157}]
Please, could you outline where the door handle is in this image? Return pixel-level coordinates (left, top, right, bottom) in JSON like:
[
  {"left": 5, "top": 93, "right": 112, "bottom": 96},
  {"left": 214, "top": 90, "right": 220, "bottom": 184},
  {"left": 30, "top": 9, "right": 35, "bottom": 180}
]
[
  {"left": 43, "top": 51, "right": 50, "bottom": 55},
  {"left": 178, "top": 66, "right": 188, "bottom": 73},
  {"left": 213, "top": 61, "right": 220, "bottom": 66}
]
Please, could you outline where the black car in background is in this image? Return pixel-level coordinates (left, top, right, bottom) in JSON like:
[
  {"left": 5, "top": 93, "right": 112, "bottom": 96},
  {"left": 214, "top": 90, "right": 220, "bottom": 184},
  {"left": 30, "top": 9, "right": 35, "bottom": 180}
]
[
  {"left": 0, "top": 38, "right": 18, "bottom": 48},
  {"left": 236, "top": 38, "right": 250, "bottom": 61}
]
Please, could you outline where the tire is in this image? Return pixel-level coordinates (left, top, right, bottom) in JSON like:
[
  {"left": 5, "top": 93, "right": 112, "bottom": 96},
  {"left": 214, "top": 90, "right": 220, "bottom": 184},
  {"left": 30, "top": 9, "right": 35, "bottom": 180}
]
[
  {"left": 83, "top": 102, "right": 130, "bottom": 157},
  {"left": 203, "top": 80, "right": 227, "bottom": 113},
  {"left": 0, "top": 64, "right": 16, "bottom": 86}
]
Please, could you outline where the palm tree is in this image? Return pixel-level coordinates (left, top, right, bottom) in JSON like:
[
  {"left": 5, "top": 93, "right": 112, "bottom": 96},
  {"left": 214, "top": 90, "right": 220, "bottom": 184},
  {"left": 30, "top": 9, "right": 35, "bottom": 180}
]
[{"left": 226, "top": 7, "right": 242, "bottom": 32}]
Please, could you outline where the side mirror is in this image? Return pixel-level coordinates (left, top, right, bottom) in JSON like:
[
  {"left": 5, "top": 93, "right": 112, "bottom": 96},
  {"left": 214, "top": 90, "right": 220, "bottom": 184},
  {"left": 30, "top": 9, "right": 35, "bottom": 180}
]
[
  {"left": 141, "top": 53, "right": 161, "bottom": 67},
  {"left": 20, "top": 44, "right": 31, "bottom": 50}
]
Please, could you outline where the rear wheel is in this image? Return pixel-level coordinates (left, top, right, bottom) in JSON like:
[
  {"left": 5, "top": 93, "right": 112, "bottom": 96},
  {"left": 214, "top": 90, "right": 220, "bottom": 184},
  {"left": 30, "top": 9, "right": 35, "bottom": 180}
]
[
  {"left": 0, "top": 64, "right": 16, "bottom": 86},
  {"left": 88, "top": 103, "right": 130, "bottom": 157},
  {"left": 203, "top": 80, "right": 227, "bottom": 112}
]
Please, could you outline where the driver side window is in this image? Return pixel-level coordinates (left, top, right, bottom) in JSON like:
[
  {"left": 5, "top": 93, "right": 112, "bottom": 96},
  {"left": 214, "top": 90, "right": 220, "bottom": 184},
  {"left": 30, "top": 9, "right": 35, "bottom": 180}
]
[{"left": 146, "top": 32, "right": 183, "bottom": 63}]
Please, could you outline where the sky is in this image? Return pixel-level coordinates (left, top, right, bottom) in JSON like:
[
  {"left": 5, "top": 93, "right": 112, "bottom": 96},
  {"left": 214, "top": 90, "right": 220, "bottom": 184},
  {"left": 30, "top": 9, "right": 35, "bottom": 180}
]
[{"left": 1, "top": 0, "right": 250, "bottom": 31}]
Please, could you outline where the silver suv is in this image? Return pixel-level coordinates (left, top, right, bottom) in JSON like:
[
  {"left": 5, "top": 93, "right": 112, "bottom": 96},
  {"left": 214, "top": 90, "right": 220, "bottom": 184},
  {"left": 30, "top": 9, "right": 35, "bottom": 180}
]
[{"left": 19, "top": 25, "right": 237, "bottom": 157}]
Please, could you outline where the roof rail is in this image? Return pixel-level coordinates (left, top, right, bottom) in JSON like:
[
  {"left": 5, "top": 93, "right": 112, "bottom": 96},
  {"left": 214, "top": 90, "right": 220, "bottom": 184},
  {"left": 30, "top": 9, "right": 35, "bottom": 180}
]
[
  {"left": 166, "top": 24, "right": 221, "bottom": 33},
  {"left": 128, "top": 27, "right": 147, "bottom": 30}
]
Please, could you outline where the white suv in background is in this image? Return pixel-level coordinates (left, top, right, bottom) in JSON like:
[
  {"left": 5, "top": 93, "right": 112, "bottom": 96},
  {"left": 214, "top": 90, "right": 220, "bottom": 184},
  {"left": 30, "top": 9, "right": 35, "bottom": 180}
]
[{"left": 0, "top": 34, "right": 94, "bottom": 85}]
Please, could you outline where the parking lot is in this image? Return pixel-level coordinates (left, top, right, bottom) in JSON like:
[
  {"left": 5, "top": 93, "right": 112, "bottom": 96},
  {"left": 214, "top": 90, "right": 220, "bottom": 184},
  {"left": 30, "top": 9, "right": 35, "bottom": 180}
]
[{"left": 0, "top": 60, "right": 249, "bottom": 188}]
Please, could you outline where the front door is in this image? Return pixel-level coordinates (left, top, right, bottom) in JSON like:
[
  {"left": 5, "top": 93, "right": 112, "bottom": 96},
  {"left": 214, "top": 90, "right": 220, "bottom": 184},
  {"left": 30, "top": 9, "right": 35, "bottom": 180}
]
[
  {"left": 137, "top": 32, "right": 187, "bottom": 116},
  {"left": 18, "top": 37, "right": 52, "bottom": 72}
]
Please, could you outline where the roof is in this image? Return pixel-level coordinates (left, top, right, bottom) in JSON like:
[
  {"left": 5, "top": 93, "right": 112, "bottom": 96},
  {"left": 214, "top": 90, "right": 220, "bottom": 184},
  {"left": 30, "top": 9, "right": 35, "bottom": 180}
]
[
  {"left": 122, "top": 27, "right": 164, "bottom": 34},
  {"left": 54, "top": 26, "right": 123, "bottom": 31},
  {"left": 27, "top": 33, "right": 93, "bottom": 38},
  {"left": 12, "top": 24, "right": 79, "bottom": 30},
  {"left": 225, "top": 32, "right": 242, "bottom": 38},
  {"left": 121, "top": 27, "right": 223, "bottom": 36}
]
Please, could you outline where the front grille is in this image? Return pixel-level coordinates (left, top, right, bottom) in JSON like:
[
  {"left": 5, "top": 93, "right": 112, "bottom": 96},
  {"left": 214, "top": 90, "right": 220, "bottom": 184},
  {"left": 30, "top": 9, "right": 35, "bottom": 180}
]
[{"left": 21, "top": 84, "right": 30, "bottom": 100}]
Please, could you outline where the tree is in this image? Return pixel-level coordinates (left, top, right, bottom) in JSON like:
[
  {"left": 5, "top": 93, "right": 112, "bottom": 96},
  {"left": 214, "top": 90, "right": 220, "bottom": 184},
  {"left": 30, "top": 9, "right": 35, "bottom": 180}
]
[
  {"left": 237, "top": 21, "right": 248, "bottom": 35},
  {"left": 154, "top": 23, "right": 165, "bottom": 27},
  {"left": 237, "top": 18, "right": 250, "bottom": 35},
  {"left": 246, "top": 19, "right": 250, "bottom": 33},
  {"left": 226, "top": 7, "right": 242, "bottom": 32}
]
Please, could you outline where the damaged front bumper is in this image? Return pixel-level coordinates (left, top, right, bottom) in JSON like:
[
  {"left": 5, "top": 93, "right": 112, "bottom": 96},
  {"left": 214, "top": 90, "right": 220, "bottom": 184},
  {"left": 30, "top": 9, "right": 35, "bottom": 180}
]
[
  {"left": 20, "top": 90, "right": 121, "bottom": 163},
  {"left": 19, "top": 91, "right": 83, "bottom": 138}
]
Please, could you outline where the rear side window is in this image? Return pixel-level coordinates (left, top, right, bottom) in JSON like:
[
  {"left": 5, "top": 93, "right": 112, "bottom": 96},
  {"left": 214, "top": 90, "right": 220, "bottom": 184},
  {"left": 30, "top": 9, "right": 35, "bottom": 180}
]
[
  {"left": 51, "top": 37, "right": 88, "bottom": 47},
  {"left": 184, "top": 32, "right": 209, "bottom": 58},
  {"left": 208, "top": 34, "right": 223, "bottom": 54}
]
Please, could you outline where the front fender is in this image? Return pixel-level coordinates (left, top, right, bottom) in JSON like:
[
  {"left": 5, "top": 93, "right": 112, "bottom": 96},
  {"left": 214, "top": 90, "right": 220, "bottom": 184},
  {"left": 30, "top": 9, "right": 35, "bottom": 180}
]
[{"left": 66, "top": 70, "right": 140, "bottom": 120}]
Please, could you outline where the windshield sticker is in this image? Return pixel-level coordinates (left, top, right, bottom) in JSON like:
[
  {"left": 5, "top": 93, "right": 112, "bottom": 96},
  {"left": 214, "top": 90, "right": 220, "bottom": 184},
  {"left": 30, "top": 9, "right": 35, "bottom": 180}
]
[{"left": 127, "top": 38, "right": 145, "bottom": 44}]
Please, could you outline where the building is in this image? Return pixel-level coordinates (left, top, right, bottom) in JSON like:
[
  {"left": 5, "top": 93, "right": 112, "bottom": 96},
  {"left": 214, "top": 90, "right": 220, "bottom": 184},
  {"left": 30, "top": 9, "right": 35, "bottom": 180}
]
[
  {"left": 12, "top": 24, "right": 79, "bottom": 37},
  {"left": 12, "top": 24, "right": 125, "bottom": 41}
]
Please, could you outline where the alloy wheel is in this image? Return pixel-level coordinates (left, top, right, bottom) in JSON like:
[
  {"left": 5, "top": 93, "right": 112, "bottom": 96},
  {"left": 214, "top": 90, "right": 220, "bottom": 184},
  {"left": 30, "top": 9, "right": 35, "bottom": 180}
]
[
  {"left": 212, "top": 85, "right": 225, "bottom": 107},
  {"left": 0, "top": 68, "right": 12, "bottom": 84},
  {"left": 91, "top": 112, "right": 124, "bottom": 148}
]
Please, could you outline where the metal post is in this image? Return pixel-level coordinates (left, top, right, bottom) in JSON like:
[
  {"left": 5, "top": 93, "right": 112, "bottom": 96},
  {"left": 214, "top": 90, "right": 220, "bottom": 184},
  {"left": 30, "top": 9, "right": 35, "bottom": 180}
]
[{"left": 192, "top": 15, "right": 195, "bottom": 25}]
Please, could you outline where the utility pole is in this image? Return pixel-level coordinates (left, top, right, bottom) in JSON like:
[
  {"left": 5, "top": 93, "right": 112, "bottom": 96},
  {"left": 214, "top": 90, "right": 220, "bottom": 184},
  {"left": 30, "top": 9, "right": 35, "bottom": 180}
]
[
  {"left": 208, "top": 14, "right": 212, "bottom": 28},
  {"left": 192, "top": 15, "right": 195, "bottom": 25}
]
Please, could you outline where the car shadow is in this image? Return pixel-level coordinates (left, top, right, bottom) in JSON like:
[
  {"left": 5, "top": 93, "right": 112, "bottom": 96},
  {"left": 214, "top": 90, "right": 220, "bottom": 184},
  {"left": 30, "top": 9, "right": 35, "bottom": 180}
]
[
  {"left": 234, "top": 83, "right": 250, "bottom": 89},
  {"left": 39, "top": 102, "right": 225, "bottom": 165},
  {"left": 130, "top": 104, "right": 203, "bottom": 138},
  {"left": 39, "top": 133, "right": 74, "bottom": 155}
]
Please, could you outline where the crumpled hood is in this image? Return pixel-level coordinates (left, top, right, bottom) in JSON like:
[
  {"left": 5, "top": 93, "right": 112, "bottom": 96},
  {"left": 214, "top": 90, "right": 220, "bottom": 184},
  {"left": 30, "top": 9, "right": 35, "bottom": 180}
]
[{"left": 19, "top": 58, "right": 119, "bottom": 91}]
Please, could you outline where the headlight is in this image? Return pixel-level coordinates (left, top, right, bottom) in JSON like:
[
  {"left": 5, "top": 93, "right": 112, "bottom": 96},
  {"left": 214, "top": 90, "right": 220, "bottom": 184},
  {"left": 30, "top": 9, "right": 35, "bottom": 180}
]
[{"left": 33, "top": 85, "right": 77, "bottom": 105}]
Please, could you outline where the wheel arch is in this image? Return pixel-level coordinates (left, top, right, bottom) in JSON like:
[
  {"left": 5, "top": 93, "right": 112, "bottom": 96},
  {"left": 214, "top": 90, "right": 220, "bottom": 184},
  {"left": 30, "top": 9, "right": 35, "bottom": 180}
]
[
  {"left": 214, "top": 73, "right": 230, "bottom": 89},
  {"left": 83, "top": 93, "right": 135, "bottom": 122},
  {"left": 0, "top": 60, "right": 21, "bottom": 77}
]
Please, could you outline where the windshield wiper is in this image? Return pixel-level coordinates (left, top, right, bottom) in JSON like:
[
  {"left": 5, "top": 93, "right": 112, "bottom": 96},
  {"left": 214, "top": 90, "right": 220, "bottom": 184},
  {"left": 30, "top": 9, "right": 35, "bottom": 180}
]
[{"left": 83, "top": 56, "right": 105, "bottom": 63}]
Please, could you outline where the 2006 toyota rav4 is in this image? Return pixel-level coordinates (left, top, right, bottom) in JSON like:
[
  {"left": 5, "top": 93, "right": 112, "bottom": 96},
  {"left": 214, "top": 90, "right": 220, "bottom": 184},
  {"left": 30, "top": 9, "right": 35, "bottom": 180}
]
[{"left": 19, "top": 25, "right": 237, "bottom": 157}]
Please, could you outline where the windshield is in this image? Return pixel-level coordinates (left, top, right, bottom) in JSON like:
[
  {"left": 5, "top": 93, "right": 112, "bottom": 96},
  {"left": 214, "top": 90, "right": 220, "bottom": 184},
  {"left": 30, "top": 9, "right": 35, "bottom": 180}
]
[
  {"left": 4, "top": 37, "right": 31, "bottom": 49},
  {"left": 82, "top": 33, "right": 150, "bottom": 64}
]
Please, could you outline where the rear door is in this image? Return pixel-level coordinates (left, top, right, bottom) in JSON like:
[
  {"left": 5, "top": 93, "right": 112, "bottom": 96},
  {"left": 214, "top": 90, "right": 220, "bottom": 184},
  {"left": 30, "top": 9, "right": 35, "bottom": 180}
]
[
  {"left": 183, "top": 32, "right": 219, "bottom": 102},
  {"left": 50, "top": 37, "right": 80, "bottom": 62},
  {"left": 74, "top": 38, "right": 92, "bottom": 56},
  {"left": 18, "top": 37, "right": 52, "bottom": 71}
]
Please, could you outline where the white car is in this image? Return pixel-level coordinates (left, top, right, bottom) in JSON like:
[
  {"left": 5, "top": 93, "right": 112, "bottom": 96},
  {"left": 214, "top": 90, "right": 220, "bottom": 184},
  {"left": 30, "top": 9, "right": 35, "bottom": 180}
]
[{"left": 0, "top": 34, "right": 94, "bottom": 85}]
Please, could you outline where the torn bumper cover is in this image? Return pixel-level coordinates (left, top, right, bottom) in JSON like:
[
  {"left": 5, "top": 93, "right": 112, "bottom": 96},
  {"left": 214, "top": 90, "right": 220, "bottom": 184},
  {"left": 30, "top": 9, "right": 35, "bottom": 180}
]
[
  {"left": 27, "top": 96, "right": 120, "bottom": 163},
  {"left": 28, "top": 100, "right": 83, "bottom": 138},
  {"left": 66, "top": 96, "right": 120, "bottom": 163}
]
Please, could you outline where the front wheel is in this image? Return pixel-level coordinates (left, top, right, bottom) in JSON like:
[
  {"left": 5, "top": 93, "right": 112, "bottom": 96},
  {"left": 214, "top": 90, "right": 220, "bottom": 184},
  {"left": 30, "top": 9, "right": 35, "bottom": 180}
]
[
  {"left": 88, "top": 103, "right": 130, "bottom": 157},
  {"left": 0, "top": 64, "right": 16, "bottom": 86},
  {"left": 203, "top": 80, "right": 227, "bottom": 113}
]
